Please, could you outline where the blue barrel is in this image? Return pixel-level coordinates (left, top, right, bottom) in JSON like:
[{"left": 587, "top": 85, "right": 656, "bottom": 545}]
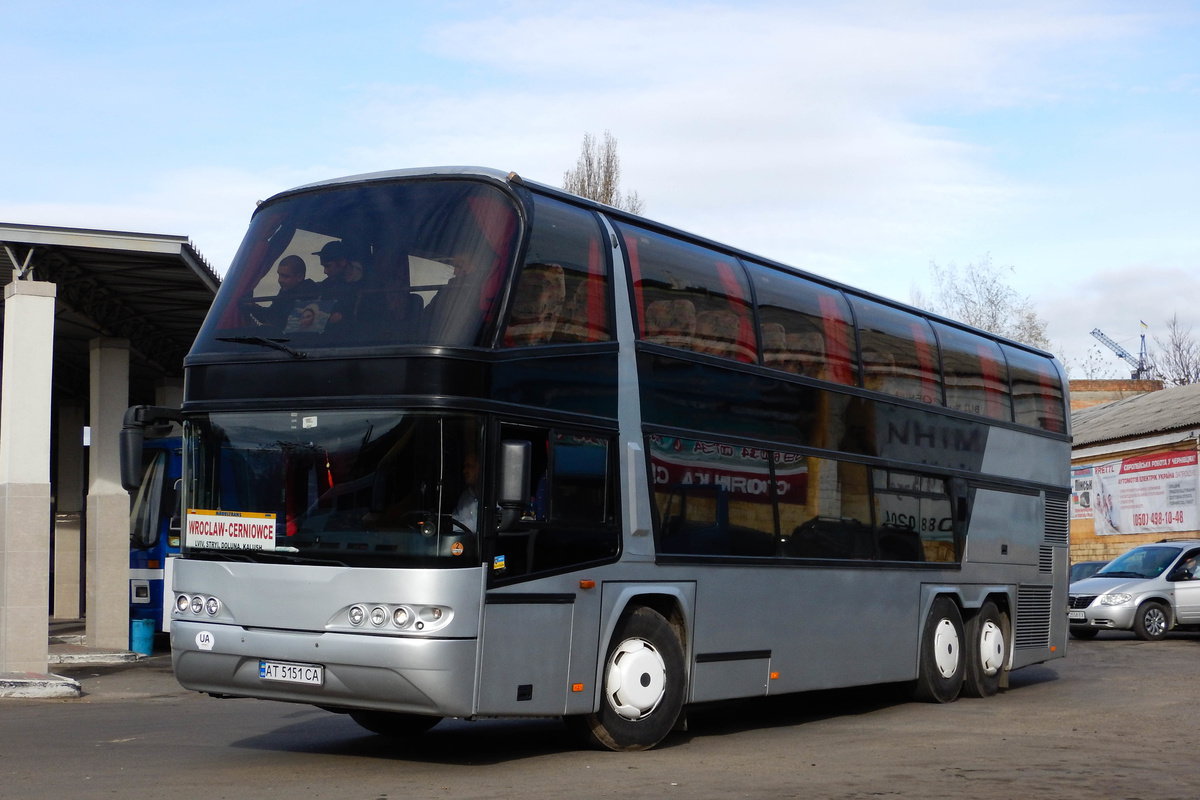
[{"left": 130, "top": 618, "right": 155, "bottom": 655}]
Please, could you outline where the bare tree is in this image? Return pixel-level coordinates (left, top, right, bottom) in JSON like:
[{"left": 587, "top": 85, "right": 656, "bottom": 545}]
[
  {"left": 563, "top": 131, "right": 645, "bottom": 214},
  {"left": 1150, "top": 314, "right": 1200, "bottom": 385},
  {"left": 912, "top": 253, "right": 1052, "bottom": 351}
]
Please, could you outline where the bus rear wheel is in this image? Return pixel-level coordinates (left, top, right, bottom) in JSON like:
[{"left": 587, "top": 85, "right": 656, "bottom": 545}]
[
  {"left": 962, "top": 601, "right": 1007, "bottom": 698},
  {"left": 349, "top": 710, "right": 441, "bottom": 738},
  {"left": 912, "top": 596, "right": 964, "bottom": 704},
  {"left": 569, "top": 606, "right": 685, "bottom": 751}
]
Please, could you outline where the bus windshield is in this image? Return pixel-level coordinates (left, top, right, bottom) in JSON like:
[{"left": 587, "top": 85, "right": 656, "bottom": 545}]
[
  {"left": 184, "top": 410, "right": 482, "bottom": 568},
  {"left": 193, "top": 178, "right": 521, "bottom": 353}
]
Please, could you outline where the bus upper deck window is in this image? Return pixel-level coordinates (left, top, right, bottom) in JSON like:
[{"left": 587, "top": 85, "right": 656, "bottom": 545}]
[
  {"left": 747, "top": 262, "right": 856, "bottom": 385},
  {"left": 502, "top": 195, "right": 610, "bottom": 347},
  {"left": 850, "top": 297, "right": 943, "bottom": 406},
  {"left": 620, "top": 223, "right": 756, "bottom": 363}
]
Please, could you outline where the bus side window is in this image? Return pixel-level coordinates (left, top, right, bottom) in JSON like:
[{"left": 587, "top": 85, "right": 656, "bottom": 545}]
[
  {"left": 648, "top": 434, "right": 776, "bottom": 558},
  {"left": 502, "top": 195, "right": 611, "bottom": 347},
  {"left": 490, "top": 425, "right": 619, "bottom": 580},
  {"left": 850, "top": 297, "right": 943, "bottom": 406},
  {"left": 777, "top": 457, "right": 873, "bottom": 560},
  {"left": 1003, "top": 344, "right": 1066, "bottom": 433},
  {"left": 746, "top": 262, "right": 857, "bottom": 385},
  {"left": 619, "top": 223, "right": 757, "bottom": 363},
  {"left": 871, "top": 469, "right": 958, "bottom": 563},
  {"left": 933, "top": 322, "right": 1012, "bottom": 422}
]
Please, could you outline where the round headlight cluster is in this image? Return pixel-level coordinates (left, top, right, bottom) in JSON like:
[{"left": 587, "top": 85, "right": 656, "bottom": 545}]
[
  {"left": 176, "top": 593, "right": 221, "bottom": 616},
  {"left": 346, "top": 603, "right": 451, "bottom": 631}
]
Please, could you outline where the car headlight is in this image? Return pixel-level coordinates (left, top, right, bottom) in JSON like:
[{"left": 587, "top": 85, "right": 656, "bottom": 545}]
[{"left": 1100, "top": 593, "right": 1133, "bottom": 606}]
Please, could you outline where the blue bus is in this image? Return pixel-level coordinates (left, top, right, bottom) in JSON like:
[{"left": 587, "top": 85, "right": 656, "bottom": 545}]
[{"left": 129, "top": 436, "right": 182, "bottom": 632}]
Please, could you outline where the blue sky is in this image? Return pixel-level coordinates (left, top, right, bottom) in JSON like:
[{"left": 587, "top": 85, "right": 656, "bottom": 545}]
[{"left": 3, "top": 1, "right": 1199, "bottom": 375}]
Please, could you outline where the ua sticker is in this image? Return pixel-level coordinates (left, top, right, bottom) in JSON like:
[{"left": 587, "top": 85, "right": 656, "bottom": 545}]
[{"left": 196, "top": 631, "right": 215, "bottom": 651}]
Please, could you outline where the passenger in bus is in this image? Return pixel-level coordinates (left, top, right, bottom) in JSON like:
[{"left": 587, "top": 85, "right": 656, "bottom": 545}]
[
  {"left": 261, "top": 255, "right": 319, "bottom": 329},
  {"left": 313, "top": 240, "right": 366, "bottom": 327}
]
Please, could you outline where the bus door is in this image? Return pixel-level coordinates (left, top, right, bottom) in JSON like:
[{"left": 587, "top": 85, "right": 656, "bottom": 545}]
[{"left": 477, "top": 425, "right": 619, "bottom": 715}]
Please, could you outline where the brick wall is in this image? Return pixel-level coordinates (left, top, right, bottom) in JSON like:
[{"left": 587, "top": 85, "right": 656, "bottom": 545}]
[{"left": 1069, "top": 379, "right": 1163, "bottom": 411}]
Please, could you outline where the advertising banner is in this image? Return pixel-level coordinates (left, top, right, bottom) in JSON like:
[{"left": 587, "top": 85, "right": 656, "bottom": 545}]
[
  {"left": 1071, "top": 465, "right": 1094, "bottom": 521},
  {"left": 1090, "top": 451, "right": 1198, "bottom": 536}
]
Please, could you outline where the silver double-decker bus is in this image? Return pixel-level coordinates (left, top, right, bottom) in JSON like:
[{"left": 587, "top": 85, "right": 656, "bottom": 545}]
[{"left": 122, "top": 167, "right": 1070, "bottom": 750}]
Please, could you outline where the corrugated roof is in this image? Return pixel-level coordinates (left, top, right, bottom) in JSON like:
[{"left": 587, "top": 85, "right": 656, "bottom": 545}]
[{"left": 1071, "top": 382, "right": 1200, "bottom": 448}]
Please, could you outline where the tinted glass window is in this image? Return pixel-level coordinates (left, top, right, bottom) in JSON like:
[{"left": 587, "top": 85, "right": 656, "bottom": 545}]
[
  {"left": 502, "top": 195, "right": 610, "bottom": 346},
  {"left": 650, "top": 435, "right": 776, "bottom": 556},
  {"left": 851, "top": 297, "right": 942, "bottom": 406},
  {"left": 195, "top": 179, "right": 520, "bottom": 353},
  {"left": 619, "top": 224, "right": 757, "bottom": 363},
  {"left": 932, "top": 322, "right": 1012, "bottom": 421},
  {"left": 747, "top": 262, "right": 857, "bottom": 385},
  {"left": 778, "top": 457, "right": 873, "bottom": 559},
  {"left": 1002, "top": 344, "right": 1065, "bottom": 433},
  {"left": 489, "top": 424, "right": 618, "bottom": 581},
  {"left": 872, "top": 469, "right": 957, "bottom": 563}
]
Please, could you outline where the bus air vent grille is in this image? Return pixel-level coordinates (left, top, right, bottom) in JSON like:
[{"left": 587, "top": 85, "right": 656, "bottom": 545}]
[
  {"left": 1038, "top": 545, "right": 1054, "bottom": 573},
  {"left": 1043, "top": 494, "right": 1069, "bottom": 545},
  {"left": 1014, "top": 584, "right": 1053, "bottom": 650}
]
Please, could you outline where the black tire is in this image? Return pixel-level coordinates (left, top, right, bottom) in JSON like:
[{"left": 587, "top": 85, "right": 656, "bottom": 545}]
[
  {"left": 569, "top": 606, "right": 686, "bottom": 751},
  {"left": 961, "top": 601, "right": 1008, "bottom": 698},
  {"left": 1132, "top": 601, "right": 1170, "bottom": 641},
  {"left": 348, "top": 710, "right": 441, "bottom": 737},
  {"left": 912, "top": 596, "right": 965, "bottom": 704}
]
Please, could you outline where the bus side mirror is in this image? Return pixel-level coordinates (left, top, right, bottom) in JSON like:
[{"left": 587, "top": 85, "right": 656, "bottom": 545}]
[
  {"left": 496, "top": 440, "right": 531, "bottom": 533},
  {"left": 120, "top": 405, "right": 183, "bottom": 492}
]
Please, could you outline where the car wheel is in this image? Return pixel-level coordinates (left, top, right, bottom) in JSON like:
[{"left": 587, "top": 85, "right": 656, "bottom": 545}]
[
  {"left": 1069, "top": 627, "right": 1099, "bottom": 640},
  {"left": 962, "top": 601, "right": 1007, "bottom": 698},
  {"left": 348, "top": 710, "right": 441, "bottom": 737},
  {"left": 568, "top": 606, "right": 685, "bottom": 751},
  {"left": 1132, "top": 601, "right": 1170, "bottom": 641},
  {"left": 912, "top": 596, "right": 964, "bottom": 704}
]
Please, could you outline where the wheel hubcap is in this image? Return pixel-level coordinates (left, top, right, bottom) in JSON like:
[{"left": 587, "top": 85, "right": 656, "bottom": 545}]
[
  {"left": 1146, "top": 608, "right": 1166, "bottom": 637},
  {"left": 978, "top": 619, "right": 1005, "bottom": 676},
  {"left": 605, "top": 638, "right": 666, "bottom": 721},
  {"left": 932, "top": 618, "right": 960, "bottom": 679}
]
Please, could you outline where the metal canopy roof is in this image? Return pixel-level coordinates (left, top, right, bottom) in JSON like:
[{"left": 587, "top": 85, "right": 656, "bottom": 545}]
[{"left": 0, "top": 222, "right": 220, "bottom": 404}]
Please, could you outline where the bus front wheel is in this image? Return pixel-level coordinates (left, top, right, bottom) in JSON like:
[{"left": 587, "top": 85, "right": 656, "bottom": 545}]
[
  {"left": 569, "top": 606, "right": 685, "bottom": 751},
  {"left": 961, "top": 601, "right": 1007, "bottom": 698},
  {"left": 912, "top": 596, "right": 964, "bottom": 704},
  {"left": 349, "top": 710, "right": 441, "bottom": 738}
]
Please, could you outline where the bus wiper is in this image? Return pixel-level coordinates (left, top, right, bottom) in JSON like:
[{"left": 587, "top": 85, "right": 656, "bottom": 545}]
[{"left": 216, "top": 336, "right": 307, "bottom": 359}]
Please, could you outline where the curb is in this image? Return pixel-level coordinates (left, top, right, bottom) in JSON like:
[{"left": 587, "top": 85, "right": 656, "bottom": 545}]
[{"left": 0, "top": 672, "right": 82, "bottom": 699}]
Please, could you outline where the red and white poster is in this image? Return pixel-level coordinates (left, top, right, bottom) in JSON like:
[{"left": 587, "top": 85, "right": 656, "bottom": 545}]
[
  {"left": 1071, "top": 465, "right": 1094, "bottom": 521},
  {"left": 1090, "top": 451, "right": 1198, "bottom": 536}
]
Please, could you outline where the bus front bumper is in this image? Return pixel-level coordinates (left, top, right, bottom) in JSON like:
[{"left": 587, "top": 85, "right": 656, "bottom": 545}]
[{"left": 171, "top": 620, "right": 478, "bottom": 717}]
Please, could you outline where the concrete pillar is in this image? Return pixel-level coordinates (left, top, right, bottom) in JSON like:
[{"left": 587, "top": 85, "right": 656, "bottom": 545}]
[
  {"left": 0, "top": 281, "right": 56, "bottom": 674},
  {"left": 85, "top": 338, "right": 130, "bottom": 650},
  {"left": 53, "top": 404, "right": 86, "bottom": 621},
  {"left": 155, "top": 378, "right": 184, "bottom": 436}
]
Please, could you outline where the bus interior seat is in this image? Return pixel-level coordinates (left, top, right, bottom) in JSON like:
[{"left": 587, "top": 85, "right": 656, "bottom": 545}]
[
  {"left": 785, "top": 516, "right": 873, "bottom": 559},
  {"left": 506, "top": 262, "right": 566, "bottom": 345},
  {"left": 875, "top": 525, "right": 925, "bottom": 562},
  {"left": 695, "top": 309, "right": 740, "bottom": 359},
  {"left": 556, "top": 279, "right": 598, "bottom": 342},
  {"left": 762, "top": 322, "right": 788, "bottom": 368},
  {"left": 644, "top": 298, "right": 696, "bottom": 348}
]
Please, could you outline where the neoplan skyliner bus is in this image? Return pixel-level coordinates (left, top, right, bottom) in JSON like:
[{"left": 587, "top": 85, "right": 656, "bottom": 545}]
[{"left": 121, "top": 167, "right": 1070, "bottom": 751}]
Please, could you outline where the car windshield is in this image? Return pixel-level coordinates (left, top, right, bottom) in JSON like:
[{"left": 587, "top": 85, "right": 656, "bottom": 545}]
[
  {"left": 1096, "top": 546, "right": 1180, "bottom": 579},
  {"left": 192, "top": 178, "right": 521, "bottom": 353},
  {"left": 183, "top": 410, "right": 482, "bottom": 568}
]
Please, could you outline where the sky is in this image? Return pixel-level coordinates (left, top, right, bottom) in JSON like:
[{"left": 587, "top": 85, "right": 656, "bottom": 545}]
[{"left": 3, "top": 0, "right": 1199, "bottom": 376}]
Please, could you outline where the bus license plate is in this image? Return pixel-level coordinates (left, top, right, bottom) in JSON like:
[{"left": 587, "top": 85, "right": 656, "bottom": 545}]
[
  {"left": 259, "top": 660, "right": 324, "bottom": 686},
  {"left": 1068, "top": 611, "right": 1086, "bottom": 622}
]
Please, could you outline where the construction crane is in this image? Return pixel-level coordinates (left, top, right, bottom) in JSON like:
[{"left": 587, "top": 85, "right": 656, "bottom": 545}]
[{"left": 1090, "top": 327, "right": 1153, "bottom": 379}]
